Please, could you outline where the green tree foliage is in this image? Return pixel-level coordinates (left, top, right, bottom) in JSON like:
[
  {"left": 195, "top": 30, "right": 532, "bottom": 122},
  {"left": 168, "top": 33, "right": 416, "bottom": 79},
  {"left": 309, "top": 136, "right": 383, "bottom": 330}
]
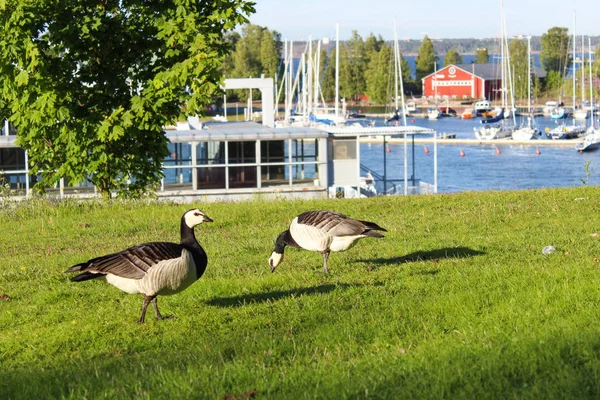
[
  {"left": 540, "top": 27, "right": 571, "bottom": 74},
  {"left": 364, "top": 34, "right": 385, "bottom": 54},
  {"left": 594, "top": 46, "right": 600, "bottom": 78},
  {"left": 226, "top": 24, "right": 282, "bottom": 101},
  {"left": 365, "top": 44, "right": 393, "bottom": 104},
  {"left": 0, "top": 0, "right": 253, "bottom": 199},
  {"left": 260, "top": 30, "right": 280, "bottom": 79},
  {"left": 544, "top": 70, "right": 564, "bottom": 95},
  {"left": 443, "top": 49, "right": 463, "bottom": 66},
  {"left": 321, "top": 48, "right": 336, "bottom": 102},
  {"left": 475, "top": 48, "right": 490, "bottom": 63},
  {"left": 415, "top": 35, "right": 438, "bottom": 88},
  {"left": 509, "top": 39, "right": 529, "bottom": 100},
  {"left": 344, "top": 31, "right": 367, "bottom": 101}
]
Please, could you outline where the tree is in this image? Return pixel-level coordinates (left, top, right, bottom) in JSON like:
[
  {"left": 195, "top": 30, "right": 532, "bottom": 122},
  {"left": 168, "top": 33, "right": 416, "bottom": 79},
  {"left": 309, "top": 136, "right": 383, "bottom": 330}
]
[
  {"left": 364, "top": 33, "right": 385, "bottom": 55},
  {"left": 475, "top": 48, "right": 489, "bottom": 63},
  {"left": 321, "top": 48, "right": 336, "bottom": 102},
  {"left": 260, "top": 30, "right": 280, "bottom": 79},
  {"left": 594, "top": 46, "right": 600, "bottom": 78},
  {"left": 365, "top": 44, "right": 393, "bottom": 105},
  {"left": 444, "top": 49, "right": 463, "bottom": 66},
  {"left": 0, "top": 0, "right": 254, "bottom": 199},
  {"left": 415, "top": 35, "right": 438, "bottom": 88},
  {"left": 226, "top": 24, "right": 282, "bottom": 101},
  {"left": 345, "top": 30, "right": 367, "bottom": 101},
  {"left": 509, "top": 39, "right": 529, "bottom": 100},
  {"left": 540, "top": 27, "right": 571, "bottom": 74}
]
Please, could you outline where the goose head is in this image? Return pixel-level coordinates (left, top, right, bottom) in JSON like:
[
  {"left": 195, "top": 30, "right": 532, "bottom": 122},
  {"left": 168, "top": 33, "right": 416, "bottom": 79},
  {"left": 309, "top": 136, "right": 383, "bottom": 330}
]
[
  {"left": 269, "top": 230, "right": 291, "bottom": 272},
  {"left": 183, "top": 209, "right": 213, "bottom": 228}
]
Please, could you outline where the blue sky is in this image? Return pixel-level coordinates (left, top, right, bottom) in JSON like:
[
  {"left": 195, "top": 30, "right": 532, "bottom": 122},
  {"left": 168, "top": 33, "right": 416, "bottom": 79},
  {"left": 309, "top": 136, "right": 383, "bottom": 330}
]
[{"left": 249, "top": 0, "right": 598, "bottom": 40}]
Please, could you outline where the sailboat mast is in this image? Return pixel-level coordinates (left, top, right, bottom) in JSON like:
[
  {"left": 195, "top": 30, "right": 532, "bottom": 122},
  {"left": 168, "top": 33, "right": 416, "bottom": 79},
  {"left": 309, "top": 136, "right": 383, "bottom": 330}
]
[
  {"left": 335, "top": 23, "right": 339, "bottom": 123},
  {"left": 590, "top": 37, "right": 595, "bottom": 129},
  {"left": 527, "top": 36, "right": 531, "bottom": 118},
  {"left": 581, "top": 34, "right": 585, "bottom": 105},
  {"left": 572, "top": 10, "right": 576, "bottom": 118},
  {"left": 393, "top": 21, "right": 399, "bottom": 112},
  {"left": 395, "top": 22, "right": 408, "bottom": 126}
]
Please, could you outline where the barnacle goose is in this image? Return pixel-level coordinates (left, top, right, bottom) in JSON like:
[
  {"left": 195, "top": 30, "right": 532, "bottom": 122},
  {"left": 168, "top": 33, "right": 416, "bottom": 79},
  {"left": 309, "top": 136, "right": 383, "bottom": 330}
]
[
  {"left": 269, "top": 210, "right": 386, "bottom": 273},
  {"left": 66, "top": 208, "right": 213, "bottom": 323}
]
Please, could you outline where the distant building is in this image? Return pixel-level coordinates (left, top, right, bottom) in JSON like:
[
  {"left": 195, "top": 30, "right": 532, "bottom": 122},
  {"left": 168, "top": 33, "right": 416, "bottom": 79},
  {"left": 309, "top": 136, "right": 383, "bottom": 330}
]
[{"left": 421, "top": 63, "right": 546, "bottom": 101}]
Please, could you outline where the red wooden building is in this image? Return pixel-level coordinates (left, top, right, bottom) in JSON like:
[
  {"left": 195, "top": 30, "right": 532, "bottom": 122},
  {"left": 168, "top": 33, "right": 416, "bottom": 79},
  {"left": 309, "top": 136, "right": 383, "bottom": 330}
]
[{"left": 421, "top": 63, "right": 546, "bottom": 101}]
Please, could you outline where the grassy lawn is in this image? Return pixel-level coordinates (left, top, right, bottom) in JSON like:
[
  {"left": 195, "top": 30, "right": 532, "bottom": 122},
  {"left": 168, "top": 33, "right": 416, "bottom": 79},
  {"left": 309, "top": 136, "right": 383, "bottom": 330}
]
[{"left": 2, "top": 187, "right": 600, "bottom": 399}]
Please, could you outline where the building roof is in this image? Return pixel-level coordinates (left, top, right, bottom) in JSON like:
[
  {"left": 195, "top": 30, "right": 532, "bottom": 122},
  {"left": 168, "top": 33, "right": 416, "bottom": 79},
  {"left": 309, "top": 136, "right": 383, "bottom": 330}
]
[
  {"left": 167, "top": 121, "right": 329, "bottom": 143},
  {"left": 423, "top": 63, "right": 547, "bottom": 81}
]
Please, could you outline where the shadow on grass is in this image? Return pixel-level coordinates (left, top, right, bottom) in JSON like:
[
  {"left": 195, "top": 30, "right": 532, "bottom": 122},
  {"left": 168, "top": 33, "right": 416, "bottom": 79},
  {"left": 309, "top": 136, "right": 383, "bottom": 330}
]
[
  {"left": 205, "top": 283, "right": 367, "bottom": 308},
  {"left": 357, "top": 247, "right": 485, "bottom": 266}
]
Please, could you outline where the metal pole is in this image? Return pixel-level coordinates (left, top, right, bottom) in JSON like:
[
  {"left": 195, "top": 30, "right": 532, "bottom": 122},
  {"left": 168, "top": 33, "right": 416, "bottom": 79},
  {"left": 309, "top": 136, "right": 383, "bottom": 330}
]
[
  {"left": 383, "top": 136, "right": 387, "bottom": 194},
  {"left": 434, "top": 131, "right": 438, "bottom": 193},
  {"left": 403, "top": 131, "right": 408, "bottom": 195}
]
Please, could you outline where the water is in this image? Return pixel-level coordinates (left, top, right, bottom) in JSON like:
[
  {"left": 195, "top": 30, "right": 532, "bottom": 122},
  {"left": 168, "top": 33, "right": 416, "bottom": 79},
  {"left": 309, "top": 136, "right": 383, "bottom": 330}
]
[
  {"left": 403, "top": 54, "right": 543, "bottom": 80},
  {"left": 359, "top": 115, "right": 598, "bottom": 193}
]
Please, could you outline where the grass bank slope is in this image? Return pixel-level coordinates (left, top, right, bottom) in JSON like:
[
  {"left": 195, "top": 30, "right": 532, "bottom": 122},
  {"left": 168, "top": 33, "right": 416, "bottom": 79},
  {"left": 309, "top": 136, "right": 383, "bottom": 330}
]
[{"left": 2, "top": 187, "right": 600, "bottom": 399}]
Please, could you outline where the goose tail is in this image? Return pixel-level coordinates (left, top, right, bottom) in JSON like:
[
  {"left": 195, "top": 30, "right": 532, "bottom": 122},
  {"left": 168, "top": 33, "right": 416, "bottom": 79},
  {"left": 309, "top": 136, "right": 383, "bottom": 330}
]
[{"left": 359, "top": 220, "right": 387, "bottom": 234}]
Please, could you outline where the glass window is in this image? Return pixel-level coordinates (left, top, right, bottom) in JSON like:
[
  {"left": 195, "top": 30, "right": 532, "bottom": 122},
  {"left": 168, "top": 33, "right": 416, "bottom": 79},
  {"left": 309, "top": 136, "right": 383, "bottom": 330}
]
[
  {"left": 197, "top": 167, "right": 226, "bottom": 189},
  {"left": 197, "top": 142, "right": 225, "bottom": 165},
  {"left": 261, "top": 140, "right": 286, "bottom": 163},
  {"left": 229, "top": 166, "right": 257, "bottom": 188},
  {"left": 292, "top": 164, "right": 318, "bottom": 185},
  {"left": 0, "top": 148, "right": 26, "bottom": 171},
  {"left": 261, "top": 165, "right": 287, "bottom": 187},
  {"left": 166, "top": 142, "right": 193, "bottom": 165},
  {"left": 228, "top": 141, "right": 256, "bottom": 164},
  {"left": 291, "top": 139, "right": 318, "bottom": 162},
  {"left": 331, "top": 139, "right": 357, "bottom": 160}
]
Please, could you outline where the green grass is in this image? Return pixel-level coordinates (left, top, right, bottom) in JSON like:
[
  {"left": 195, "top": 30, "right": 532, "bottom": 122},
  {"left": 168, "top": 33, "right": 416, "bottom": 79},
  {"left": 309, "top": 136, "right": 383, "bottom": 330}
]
[{"left": 2, "top": 188, "right": 600, "bottom": 399}]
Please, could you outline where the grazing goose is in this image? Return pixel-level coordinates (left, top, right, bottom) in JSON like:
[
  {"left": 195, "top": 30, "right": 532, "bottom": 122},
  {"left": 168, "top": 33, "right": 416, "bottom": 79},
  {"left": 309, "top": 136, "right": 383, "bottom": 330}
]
[
  {"left": 269, "top": 210, "right": 386, "bottom": 273},
  {"left": 65, "top": 208, "right": 213, "bottom": 323}
]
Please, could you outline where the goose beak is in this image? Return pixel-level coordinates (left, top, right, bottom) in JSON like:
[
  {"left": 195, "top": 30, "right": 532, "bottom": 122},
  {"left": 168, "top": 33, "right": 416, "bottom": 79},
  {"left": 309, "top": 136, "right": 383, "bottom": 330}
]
[{"left": 203, "top": 215, "right": 213, "bottom": 223}]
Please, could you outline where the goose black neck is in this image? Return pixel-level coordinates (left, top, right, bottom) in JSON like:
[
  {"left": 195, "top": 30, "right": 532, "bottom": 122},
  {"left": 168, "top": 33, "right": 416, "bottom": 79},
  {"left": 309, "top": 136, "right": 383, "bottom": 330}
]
[
  {"left": 274, "top": 230, "right": 299, "bottom": 253},
  {"left": 180, "top": 219, "right": 208, "bottom": 279}
]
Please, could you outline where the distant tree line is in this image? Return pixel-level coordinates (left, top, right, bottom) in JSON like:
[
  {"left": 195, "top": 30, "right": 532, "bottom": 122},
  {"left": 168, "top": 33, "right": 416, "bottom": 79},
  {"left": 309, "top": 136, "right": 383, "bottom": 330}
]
[{"left": 224, "top": 24, "right": 600, "bottom": 105}]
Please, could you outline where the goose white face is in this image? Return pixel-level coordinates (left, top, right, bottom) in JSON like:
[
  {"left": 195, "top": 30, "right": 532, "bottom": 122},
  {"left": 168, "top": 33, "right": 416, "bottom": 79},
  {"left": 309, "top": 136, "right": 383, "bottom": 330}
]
[
  {"left": 268, "top": 252, "right": 284, "bottom": 271},
  {"left": 184, "top": 209, "right": 213, "bottom": 228}
]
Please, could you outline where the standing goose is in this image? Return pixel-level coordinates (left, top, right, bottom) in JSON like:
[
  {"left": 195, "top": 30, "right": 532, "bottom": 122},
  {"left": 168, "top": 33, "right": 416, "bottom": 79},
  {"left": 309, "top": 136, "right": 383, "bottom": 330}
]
[
  {"left": 269, "top": 210, "right": 386, "bottom": 273},
  {"left": 65, "top": 208, "right": 213, "bottom": 323}
]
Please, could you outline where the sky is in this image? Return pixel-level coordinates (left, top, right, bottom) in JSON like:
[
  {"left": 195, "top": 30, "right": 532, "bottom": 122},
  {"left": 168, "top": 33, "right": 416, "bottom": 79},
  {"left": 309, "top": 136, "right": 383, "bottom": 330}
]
[{"left": 248, "top": 0, "right": 599, "bottom": 41}]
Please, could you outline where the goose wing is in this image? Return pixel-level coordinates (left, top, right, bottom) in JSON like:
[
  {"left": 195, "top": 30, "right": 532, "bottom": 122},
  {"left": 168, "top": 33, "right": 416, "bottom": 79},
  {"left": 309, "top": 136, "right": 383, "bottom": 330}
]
[
  {"left": 297, "top": 210, "right": 386, "bottom": 237},
  {"left": 67, "top": 242, "right": 183, "bottom": 279}
]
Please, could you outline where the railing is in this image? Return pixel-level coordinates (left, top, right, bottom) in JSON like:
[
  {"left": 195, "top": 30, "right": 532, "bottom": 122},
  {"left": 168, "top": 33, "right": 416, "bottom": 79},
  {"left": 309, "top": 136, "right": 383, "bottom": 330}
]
[{"left": 360, "top": 163, "right": 434, "bottom": 196}]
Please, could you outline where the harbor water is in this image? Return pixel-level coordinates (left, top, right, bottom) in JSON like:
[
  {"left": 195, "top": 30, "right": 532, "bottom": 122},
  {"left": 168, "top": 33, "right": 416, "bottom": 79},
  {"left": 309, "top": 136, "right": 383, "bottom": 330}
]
[{"left": 359, "top": 115, "right": 599, "bottom": 193}]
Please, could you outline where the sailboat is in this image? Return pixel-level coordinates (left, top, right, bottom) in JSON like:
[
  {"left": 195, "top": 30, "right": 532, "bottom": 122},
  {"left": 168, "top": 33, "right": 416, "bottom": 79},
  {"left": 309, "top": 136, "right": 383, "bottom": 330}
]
[
  {"left": 548, "top": 12, "right": 586, "bottom": 140},
  {"left": 474, "top": 0, "right": 514, "bottom": 140},
  {"left": 575, "top": 37, "right": 600, "bottom": 152},
  {"left": 574, "top": 34, "right": 590, "bottom": 121},
  {"left": 512, "top": 36, "right": 543, "bottom": 141}
]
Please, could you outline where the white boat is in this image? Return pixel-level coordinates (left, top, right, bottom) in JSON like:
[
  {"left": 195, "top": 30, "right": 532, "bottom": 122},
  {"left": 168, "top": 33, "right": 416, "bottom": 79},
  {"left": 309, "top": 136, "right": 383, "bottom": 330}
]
[
  {"left": 549, "top": 107, "right": 567, "bottom": 119},
  {"left": 575, "top": 38, "right": 600, "bottom": 152},
  {"left": 474, "top": 100, "right": 493, "bottom": 116},
  {"left": 543, "top": 101, "right": 559, "bottom": 116},
  {"left": 405, "top": 101, "right": 418, "bottom": 114},
  {"left": 427, "top": 107, "right": 440, "bottom": 120},
  {"left": 475, "top": 121, "right": 514, "bottom": 140},
  {"left": 512, "top": 37, "right": 543, "bottom": 141},
  {"left": 547, "top": 123, "right": 586, "bottom": 140},
  {"left": 573, "top": 108, "right": 589, "bottom": 120},
  {"left": 575, "top": 126, "right": 600, "bottom": 152},
  {"left": 475, "top": 1, "right": 515, "bottom": 140}
]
